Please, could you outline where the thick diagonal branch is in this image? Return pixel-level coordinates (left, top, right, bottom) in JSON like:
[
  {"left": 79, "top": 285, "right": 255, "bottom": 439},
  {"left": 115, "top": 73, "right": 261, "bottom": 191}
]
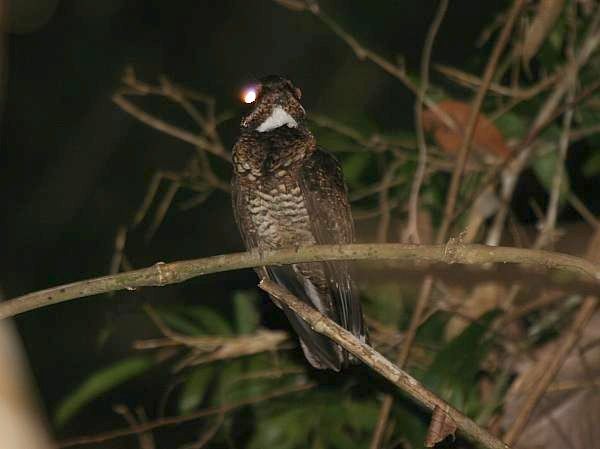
[{"left": 259, "top": 279, "right": 510, "bottom": 449}]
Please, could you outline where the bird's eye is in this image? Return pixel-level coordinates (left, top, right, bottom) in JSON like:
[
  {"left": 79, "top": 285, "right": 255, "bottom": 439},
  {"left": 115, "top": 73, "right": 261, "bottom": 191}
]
[{"left": 241, "top": 85, "right": 259, "bottom": 104}]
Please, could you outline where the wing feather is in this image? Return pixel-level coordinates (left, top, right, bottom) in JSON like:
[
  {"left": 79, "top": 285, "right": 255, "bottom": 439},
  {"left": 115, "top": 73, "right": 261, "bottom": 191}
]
[
  {"left": 231, "top": 176, "right": 258, "bottom": 250},
  {"left": 300, "top": 149, "right": 367, "bottom": 344}
]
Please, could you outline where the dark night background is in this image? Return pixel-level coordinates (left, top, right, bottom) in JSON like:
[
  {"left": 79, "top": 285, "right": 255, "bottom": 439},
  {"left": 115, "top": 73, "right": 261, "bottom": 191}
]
[{"left": 1, "top": 0, "right": 597, "bottom": 444}]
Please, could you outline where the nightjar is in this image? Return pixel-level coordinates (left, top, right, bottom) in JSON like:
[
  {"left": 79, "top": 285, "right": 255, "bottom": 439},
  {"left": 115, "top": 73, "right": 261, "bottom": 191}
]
[{"left": 231, "top": 75, "right": 367, "bottom": 371}]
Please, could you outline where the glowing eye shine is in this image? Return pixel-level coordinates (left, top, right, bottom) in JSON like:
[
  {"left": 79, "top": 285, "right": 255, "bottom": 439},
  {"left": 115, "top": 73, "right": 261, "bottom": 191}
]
[{"left": 242, "top": 87, "right": 257, "bottom": 104}]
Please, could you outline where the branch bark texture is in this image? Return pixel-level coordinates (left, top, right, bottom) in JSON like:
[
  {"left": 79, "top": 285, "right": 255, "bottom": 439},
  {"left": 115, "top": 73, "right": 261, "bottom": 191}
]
[
  {"left": 259, "top": 279, "right": 510, "bottom": 449},
  {"left": 1, "top": 243, "right": 599, "bottom": 320}
]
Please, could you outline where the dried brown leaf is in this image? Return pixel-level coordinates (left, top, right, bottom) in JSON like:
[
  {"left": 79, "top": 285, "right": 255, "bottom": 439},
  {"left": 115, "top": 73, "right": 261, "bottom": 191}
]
[
  {"left": 422, "top": 100, "right": 511, "bottom": 162},
  {"left": 425, "top": 405, "right": 457, "bottom": 447}
]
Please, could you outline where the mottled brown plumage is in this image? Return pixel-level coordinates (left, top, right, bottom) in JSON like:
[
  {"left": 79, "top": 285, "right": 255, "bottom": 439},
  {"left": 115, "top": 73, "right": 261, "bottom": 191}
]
[{"left": 231, "top": 75, "right": 367, "bottom": 370}]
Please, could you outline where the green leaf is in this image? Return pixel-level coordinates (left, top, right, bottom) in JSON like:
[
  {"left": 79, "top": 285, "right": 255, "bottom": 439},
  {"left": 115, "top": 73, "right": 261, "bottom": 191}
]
[
  {"left": 532, "top": 146, "right": 570, "bottom": 206},
  {"left": 495, "top": 112, "right": 527, "bottom": 140},
  {"left": 421, "top": 311, "right": 498, "bottom": 409},
  {"left": 364, "top": 282, "right": 404, "bottom": 328},
  {"left": 392, "top": 405, "right": 428, "bottom": 449},
  {"left": 577, "top": 108, "right": 600, "bottom": 147},
  {"left": 233, "top": 290, "right": 260, "bottom": 334},
  {"left": 219, "top": 356, "right": 299, "bottom": 404},
  {"left": 343, "top": 398, "right": 380, "bottom": 431},
  {"left": 54, "top": 355, "right": 154, "bottom": 427},
  {"left": 422, "top": 172, "right": 450, "bottom": 225},
  {"left": 583, "top": 151, "right": 600, "bottom": 178},
  {"left": 322, "top": 426, "right": 358, "bottom": 449},
  {"left": 249, "top": 406, "right": 315, "bottom": 449},
  {"left": 185, "top": 306, "right": 234, "bottom": 335},
  {"left": 415, "top": 309, "right": 449, "bottom": 346},
  {"left": 213, "top": 360, "right": 244, "bottom": 403},
  {"left": 342, "top": 152, "right": 371, "bottom": 186},
  {"left": 178, "top": 366, "right": 214, "bottom": 414},
  {"left": 154, "top": 308, "right": 205, "bottom": 335},
  {"left": 537, "top": 15, "right": 565, "bottom": 70}
]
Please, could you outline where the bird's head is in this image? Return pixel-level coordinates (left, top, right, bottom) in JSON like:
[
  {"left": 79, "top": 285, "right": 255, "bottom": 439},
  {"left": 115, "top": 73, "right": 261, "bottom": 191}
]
[{"left": 240, "top": 75, "right": 305, "bottom": 133}]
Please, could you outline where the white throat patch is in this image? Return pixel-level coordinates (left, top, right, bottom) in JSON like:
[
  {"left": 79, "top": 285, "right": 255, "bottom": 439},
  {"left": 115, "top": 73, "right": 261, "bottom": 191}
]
[{"left": 256, "top": 106, "right": 298, "bottom": 132}]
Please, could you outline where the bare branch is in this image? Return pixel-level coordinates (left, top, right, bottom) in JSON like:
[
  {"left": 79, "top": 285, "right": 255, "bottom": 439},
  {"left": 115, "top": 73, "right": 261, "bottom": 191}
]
[
  {"left": 503, "top": 220, "right": 600, "bottom": 445},
  {"left": 373, "top": 3, "right": 451, "bottom": 445},
  {"left": 259, "top": 279, "right": 510, "bottom": 449},
  {"left": 375, "top": 3, "right": 525, "bottom": 446},
  {"left": 486, "top": 5, "right": 600, "bottom": 246},
  {"left": 112, "top": 94, "right": 229, "bottom": 162},
  {"left": 404, "top": 0, "right": 449, "bottom": 245},
  {"left": 376, "top": 159, "right": 403, "bottom": 243},
  {"left": 434, "top": 63, "right": 559, "bottom": 98},
  {"left": 436, "top": 0, "right": 526, "bottom": 243},
  {"left": 504, "top": 296, "right": 597, "bottom": 445},
  {"left": 2, "top": 243, "right": 599, "bottom": 320},
  {"left": 278, "top": 1, "right": 460, "bottom": 132},
  {"left": 57, "top": 382, "right": 314, "bottom": 448},
  {"left": 535, "top": 76, "right": 577, "bottom": 248}
]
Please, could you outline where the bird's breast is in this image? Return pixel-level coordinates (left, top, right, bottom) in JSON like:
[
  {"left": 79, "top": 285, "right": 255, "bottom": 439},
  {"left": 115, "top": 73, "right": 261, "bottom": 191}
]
[{"left": 247, "top": 178, "right": 314, "bottom": 249}]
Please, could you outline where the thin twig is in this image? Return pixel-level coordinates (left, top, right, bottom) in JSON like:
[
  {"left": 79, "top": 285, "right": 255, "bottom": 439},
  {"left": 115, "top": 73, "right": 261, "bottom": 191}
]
[
  {"left": 546, "top": 376, "right": 600, "bottom": 393},
  {"left": 141, "top": 305, "right": 288, "bottom": 370},
  {"left": 371, "top": 2, "right": 449, "bottom": 445},
  {"left": 374, "top": 4, "right": 525, "bottom": 446},
  {"left": 486, "top": 5, "right": 600, "bottom": 246},
  {"left": 535, "top": 90, "right": 576, "bottom": 248},
  {"left": 178, "top": 412, "right": 224, "bottom": 449},
  {"left": 502, "top": 290, "right": 565, "bottom": 322},
  {"left": 113, "top": 405, "right": 155, "bottom": 449},
  {"left": 133, "top": 172, "right": 165, "bottom": 227},
  {"left": 404, "top": 4, "right": 525, "bottom": 435},
  {"left": 535, "top": 4, "right": 578, "bottom": 250},
  {"left": 570, "top": 123, "right": 600, "bottom": 143},
  {"left": 504, "top": 218, "right": 600, "bottom": 445},
  {"left": 434, "top": 63, "right": 559, "bottom": 98},
  {"left": 369, "top": 275, "right": 435, "bottom": 449},
  {"left": 117, "top": 69, "right": 230, "bottom": 162},
  {"left": 404, "top": 0, "right": 449, "bottom": 245},
  {"left": 113, "top": 94, "right": 230, "bottom": 162},
  {"left": 145, "top": 180, "right": 181, "bottom": 241},
  {"left": 309, "top": 114, "right": 405, "bottom": 154},
  {"left": 56, "top": 382, "right": 314, "bottom": 448},
  {"left": 369, "top": 397, "right": 394, "bottom": 449},
  {"left": 503, "top": 296, "right": 597, "bottom": 445},
  {"left": 290, "top": 2, "right": 459, "bottom": 132},
  {"left": 568, "top": 192, "right": 600, "bottom": 229},
  {"left": 376, "top": 159, "right": 403, "bottom": 243},
  {"left": 309, "top": 113, "right": 457, "bottom": 173},
  {"left": 259, "top": 280, "right": 511, "bottom": 449},
  {"left": 353, "top": 198, "right": 404, "bottom": 221},
  {"left": 109, "top": 225, "right": 128, "bottom": 277},
  {"left": 453, "top": 80, "right": 600, "bottom": 242},
  {"left": 436, "top": 0, "right": 525, "bottom": 244}
]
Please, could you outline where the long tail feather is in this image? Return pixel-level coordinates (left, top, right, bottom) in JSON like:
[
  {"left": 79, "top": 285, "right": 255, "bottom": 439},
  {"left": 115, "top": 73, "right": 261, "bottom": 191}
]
[{"left": 267, "top": 265, "right": 343, "bottom": 370}]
